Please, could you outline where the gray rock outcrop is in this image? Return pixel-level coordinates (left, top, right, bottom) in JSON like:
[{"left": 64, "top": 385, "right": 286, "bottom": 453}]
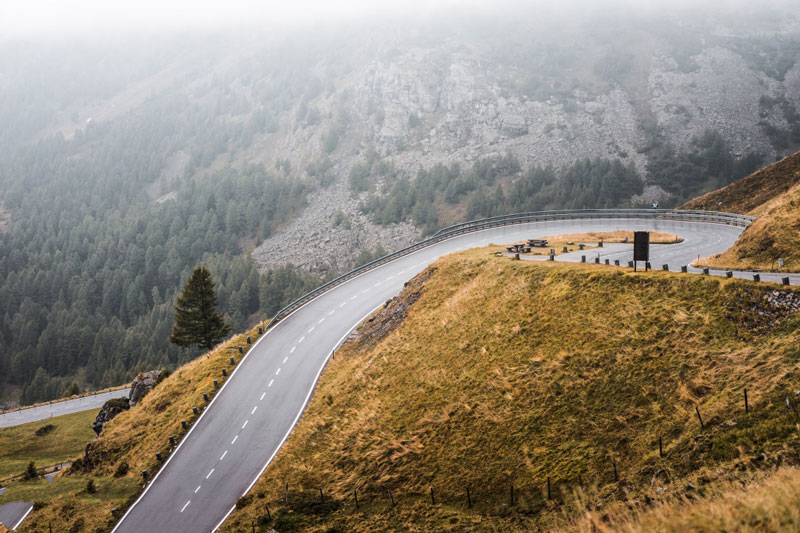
[
  {"left": 92, "top": 397, "right": 130, "bottom": 436},
  {"left": 129, "top": 370, "right": 164, "bottom": 407}
]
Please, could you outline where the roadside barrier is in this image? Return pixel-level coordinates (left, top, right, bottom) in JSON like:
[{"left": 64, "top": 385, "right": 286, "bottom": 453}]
[{"left": 266, "top": 209, "right": 753, "bottom": 328}]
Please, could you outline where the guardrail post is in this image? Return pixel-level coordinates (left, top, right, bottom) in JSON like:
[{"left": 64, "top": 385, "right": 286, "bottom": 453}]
[
  {"left": 702, "top": 268, "right": 709, "bottom": 275},
  {"left": 192, "top": 406, "right": 199, "bottom": 415},
  {"left": 203, "top": 393, "right": 209, "bottom": 402},
  {"left": 581, "top": 256, "right": 586, "bottom": 263},
  {"left": 628, "top": 261, "right": 634, "bottom": 268},
  {"left": 594, "top": 257, "right": 600, "bottom": 264},
  {"left": 213, "top": 380, "right": 219, "bottom": 388},
  {"left": 681, "top": 266, "right": 688, "bottom": 273},
  {"left": 169, "top": 436, "right": 176, "bottom": 447},
  {"left": 662, "top": 264, "right": 668, "bottom": 271},
  {"left": 604, "top": 259, "right": 610, "bottom": 265},
  {"left": 753, "top": 274, "right": 760, "bottom": 282},
  {"left": 246, "top": 336, "right": 251, "bottom": 344},
  {"left": 258, "top": 326, "right": 263, "bottom": 335},
  {"left": 181, "top": 420, "right": 188, "bottom": 430},
  {"left": 783, "top": 277, "right": 790, "bottom": 286},
  {"left": 726, "top": 271, "right": 733, "bottom": 278},
  {"left": 614, "top": 260, "right": 620, "bottom": 266}
]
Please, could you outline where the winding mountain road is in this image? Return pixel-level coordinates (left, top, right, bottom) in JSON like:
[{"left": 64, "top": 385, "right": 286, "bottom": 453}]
[{"left": 112, "top": 215, "right": 791, "bottom": 533}]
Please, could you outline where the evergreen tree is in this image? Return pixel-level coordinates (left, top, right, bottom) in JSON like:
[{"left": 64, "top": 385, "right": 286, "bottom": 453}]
[{"left": 169, "top": 266, "right": 231, "bottom": 351}]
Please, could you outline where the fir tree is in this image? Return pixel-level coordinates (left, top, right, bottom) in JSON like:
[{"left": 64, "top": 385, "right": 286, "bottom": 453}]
[{"left": 169, "top": 266, "right": 231, "bottom": 351}]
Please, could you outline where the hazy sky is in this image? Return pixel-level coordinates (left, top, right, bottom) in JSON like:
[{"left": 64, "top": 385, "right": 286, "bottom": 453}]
[{"left": 1, "top": 0, "right": 796, "bottom": 39}]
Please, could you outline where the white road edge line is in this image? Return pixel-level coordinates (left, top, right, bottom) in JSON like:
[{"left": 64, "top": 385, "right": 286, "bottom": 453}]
[
  {"left": 113, "top": 234, "right": 446, "bottom": 533},
  {"left": 180, "top": 501, "right": 191, "bottom": 513},
  {"left": 11, "top": 503, "right": 33, "bottom": 530},
  {"left": 121, "top": 221, "right": 592, "bottom": 533},
  {"left": 212, "top": 303, "right": 383, "bottom": 532}
]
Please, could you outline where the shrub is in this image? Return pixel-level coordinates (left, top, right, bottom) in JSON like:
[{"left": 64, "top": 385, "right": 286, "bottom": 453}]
[{"left": 113, "top": 462, "right": 129, "bottom": 478}]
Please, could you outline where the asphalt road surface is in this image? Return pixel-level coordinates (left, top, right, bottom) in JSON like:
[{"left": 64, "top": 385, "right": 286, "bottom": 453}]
[
  {"left": 113, "top": 218, "right": 789, "bottom": 532},
  {"left": 0, "top": 388, "right": 131, "bottom": 429},
  {"left": 0, "top": 501, "right": 33, "bottom": 531}
]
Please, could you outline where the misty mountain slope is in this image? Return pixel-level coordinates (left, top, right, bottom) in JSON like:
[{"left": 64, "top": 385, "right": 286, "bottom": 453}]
[{"left": 1, "top": 5, "right": 800, "bottom": 404}]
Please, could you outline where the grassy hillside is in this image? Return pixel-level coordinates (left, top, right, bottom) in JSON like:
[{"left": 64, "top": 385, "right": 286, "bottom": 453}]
[
  {"left": 683, "top": 151, "right": 800, "bottom": 271},
  {"left": 221, "top": 250, "right": 800, "bottom": 532},
  {"left": 0, "top": 410, "right": 97, "bottom": 480},
  {"left": 682, "top": 151, "right": 800, "bottom": 214},
  {"left": 3, "top": 325, "right": 266, "bottom": 533}
]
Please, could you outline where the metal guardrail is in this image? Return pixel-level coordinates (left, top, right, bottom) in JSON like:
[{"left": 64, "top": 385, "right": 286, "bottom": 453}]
[{"left": 266, "top": 209, "right": 753, "bottom": 328}]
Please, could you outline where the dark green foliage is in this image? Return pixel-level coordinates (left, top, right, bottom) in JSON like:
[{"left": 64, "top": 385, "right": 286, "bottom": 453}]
[
  {"left": 113, "top": 461, "right": 129, "bottom": 478},
  {"left": 359, "top": 154, "right": 642, "bottom": 234},
  {"left": 34, "top": 424, "right": 55, "bottom": 437},
  {"left": 645, "top": 130, "right": 763, "bottom": 202},
  {"left": 170, "top": 267, "right": 231, "bottom": 351},
  {"left": 24, "top": 461, "right": 38, "bottom": 480}
]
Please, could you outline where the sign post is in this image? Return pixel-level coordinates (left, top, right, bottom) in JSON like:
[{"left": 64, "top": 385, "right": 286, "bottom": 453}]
[{"left": 633, "top": 231, "right": 650, "bottom": 272}]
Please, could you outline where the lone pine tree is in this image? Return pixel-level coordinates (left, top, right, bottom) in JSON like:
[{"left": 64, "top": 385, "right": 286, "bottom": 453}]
[{"left": 169, "top": 266, "right": 231, "bottom": 351}]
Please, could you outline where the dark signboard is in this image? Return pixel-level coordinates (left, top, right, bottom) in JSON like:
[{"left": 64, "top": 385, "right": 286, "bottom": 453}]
[{"left": 633, "top": 231, "right": 650, "bottom": 262}]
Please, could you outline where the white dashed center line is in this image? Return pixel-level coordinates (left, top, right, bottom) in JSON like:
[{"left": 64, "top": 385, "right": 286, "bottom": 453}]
[
  {"left": 220, "top": 450, "right": 228, "bottom": 461},
  {"left": 194, "top": 486, "right": 201, "bottom": 494},
  {"left": 275, "top": 368, "right": 281, "bottom": 375},
  {"left": 231, "top": 435, "right": 238, "bottom": 445},
  {"left": 350, "top": 295, "right": 358, "bottom": 301},
  {"left": 283, "top": 356, "right": 288, "bottom": 364},
  {"left": 290, "top": 346, "right": 296, "bottom": 353},
  {"left": 298, "top": 336, "right": 305, "bottom": 343},
  {"left": 251, "top": 405, "right": 258, "bottom": 415},
  {"left": 309, "top": 326, "right": 315, "bottom": 333},
  {"left": 260, "top": 392, "right": 265, "bottom": 401},
  {"left": 206, "top": 469, "right": 214, "bottom": 479},
  {"left": 241, "top": 420, "right": 248, "bottom": 429},
  {"left": 181, "top": 501, "right": 191, "bottom": 512},
  {"left": 318, "top": 318, "right": 325, "bottom": 324},
  {"left": 373, "top": 282, "right": 382, "bottom": 288},
  {"left": 328, "top": 310, "right": 335, "bottom": 316},
  {"left": 268, "top": 379, "right": 274, "bottom": 387},
  {"left": 339, "top": 302, "right": 346, "bottom": 308}
]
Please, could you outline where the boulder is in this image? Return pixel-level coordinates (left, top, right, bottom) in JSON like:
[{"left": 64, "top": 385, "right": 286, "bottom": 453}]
[
  {"left": 92, "top": 397, "right": 130, "bottom": 435},
  {"left": 129, "top": 370, "right": 164, "bottom": 407}
]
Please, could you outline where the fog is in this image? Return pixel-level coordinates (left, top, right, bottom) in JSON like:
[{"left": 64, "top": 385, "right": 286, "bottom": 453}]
[{"left": 3, "top": 0, "right": 798, "bottom": 39}]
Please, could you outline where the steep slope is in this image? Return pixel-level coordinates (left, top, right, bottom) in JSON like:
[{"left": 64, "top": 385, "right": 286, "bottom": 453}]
[
  {"left": 221, "top": 250, "right": 800, "bottom": 532},
  {"left": 684, "top": 151, "right": 800, "bottom": 271},
  {"left": 682, "top": 150, "right": 800, "bottom": 213}
]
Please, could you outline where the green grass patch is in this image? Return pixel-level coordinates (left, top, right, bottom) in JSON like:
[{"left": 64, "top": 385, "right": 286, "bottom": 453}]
[{"left": 0, "top": 410, "right": 97, "bottom": 480}]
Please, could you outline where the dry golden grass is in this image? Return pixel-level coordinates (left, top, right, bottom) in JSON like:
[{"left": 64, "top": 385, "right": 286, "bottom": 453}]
[
  {"left": 697, "top": 180, "right": 800, "bottom": 272},
  {"left": 573, "top": 467, "right": 800, "bottom": 533},
  {"left": 221, "top": 250, "right": 800, "bottom": 532},
  {"left": 683, "top": 151, "right": 800, "bottom": 214},
  {"left": 683, "top": 150, "right": 800, "bottom": 272},
  {"left": 12, "top": 324, "right": 268, "bottom": 533},
  {"left": 542, "top": 231, "right": 681, "bottom": 244}
]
